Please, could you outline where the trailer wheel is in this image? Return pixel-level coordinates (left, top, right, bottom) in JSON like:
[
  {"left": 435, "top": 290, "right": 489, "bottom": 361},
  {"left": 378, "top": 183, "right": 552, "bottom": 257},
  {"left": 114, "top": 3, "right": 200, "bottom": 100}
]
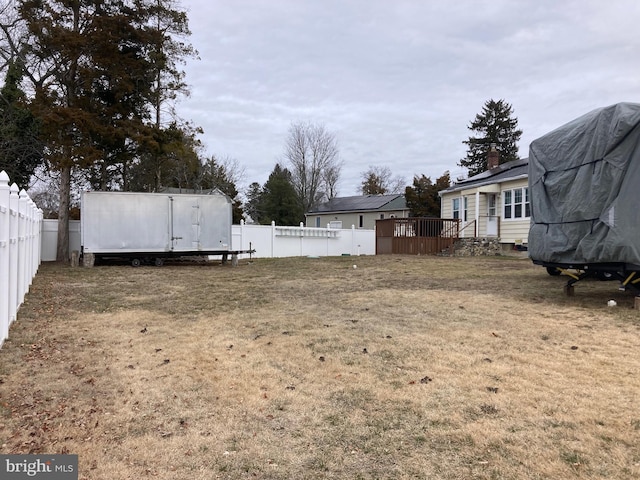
[
  {"left": 596, "top": 271, "right": 615, "bottom": 281},
  {"left": 546, "top": 267, "right": 561, "bottom": 276},
  {"left": 154, "top": 257, "right": 164, "bottom": 267},
  {"left": 131, "top": 258, "right": 142, "bottom": 267}
]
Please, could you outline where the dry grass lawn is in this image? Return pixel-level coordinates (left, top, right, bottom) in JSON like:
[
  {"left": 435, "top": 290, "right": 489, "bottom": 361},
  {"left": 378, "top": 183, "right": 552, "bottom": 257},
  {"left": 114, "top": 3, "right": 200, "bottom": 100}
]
[{"left": 1, "top": 254, "right": 640, "bottom": 479}]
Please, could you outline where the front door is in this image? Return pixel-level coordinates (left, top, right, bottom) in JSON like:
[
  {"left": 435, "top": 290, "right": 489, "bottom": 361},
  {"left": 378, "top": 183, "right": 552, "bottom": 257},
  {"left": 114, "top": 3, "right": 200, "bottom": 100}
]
[{"left": 487, "top": 194, "right": 498, "bottom": 236}]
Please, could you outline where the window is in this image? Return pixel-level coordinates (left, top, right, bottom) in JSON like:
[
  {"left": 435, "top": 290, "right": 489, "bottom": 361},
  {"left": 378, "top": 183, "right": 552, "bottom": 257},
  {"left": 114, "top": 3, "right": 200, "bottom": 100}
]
[
  {"left": 504, "top": 191, "right": 512, "bottom": 219},
  {"left": 359, "top": 215, "right": 364, "bottom": 228},
  {"left": 315, "top": 216, "right": 321, "bottom": 227},
  {"left": 514, "top": 189, "right": 522, "bottom": 218},
  {"left": 452, "top": 198, "right": 460, "bottom": 219},
  {"left": 463, "top": 196, "right": 468, "bottom": 222},
  {"left": 380, "top": 213, "right": 385, "bottom": 219},
  {"left": 503, "top": 187, "right": 530, "bottom": 219},
  {"left": 452, "top": 197, "right": 468, "bottom": 221},
  {"left": 488, "top": 194, "right": 496, "bottom": 216}
]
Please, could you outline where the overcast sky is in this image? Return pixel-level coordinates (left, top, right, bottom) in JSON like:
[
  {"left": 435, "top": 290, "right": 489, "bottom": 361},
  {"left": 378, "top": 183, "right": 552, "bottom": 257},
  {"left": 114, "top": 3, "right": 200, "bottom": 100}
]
[{"left": 176, "top": 0, "right": 640, "bottom": 197}]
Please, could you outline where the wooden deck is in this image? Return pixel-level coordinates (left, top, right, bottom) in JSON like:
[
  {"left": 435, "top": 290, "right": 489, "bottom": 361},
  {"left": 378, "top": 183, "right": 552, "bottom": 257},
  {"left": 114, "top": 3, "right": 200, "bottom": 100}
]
[{"left": 376, "top": 218, "right": 460, "bottom": 255}]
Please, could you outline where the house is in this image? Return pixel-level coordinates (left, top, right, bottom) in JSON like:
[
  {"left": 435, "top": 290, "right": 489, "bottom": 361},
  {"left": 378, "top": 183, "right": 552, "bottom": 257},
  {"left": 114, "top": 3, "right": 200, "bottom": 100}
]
[
  {"left": 439, "top": 156, "right": 529, "bottom": 251},
  {"left": 305, "top": 194, "right": 410, "bottom": 229}
]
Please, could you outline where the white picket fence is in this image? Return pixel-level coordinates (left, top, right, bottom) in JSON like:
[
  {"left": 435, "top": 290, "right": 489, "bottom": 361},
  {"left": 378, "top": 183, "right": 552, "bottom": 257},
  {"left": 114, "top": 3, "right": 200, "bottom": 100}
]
[{"left": 0, "top": 170, "right": 43, "bottom": 348}]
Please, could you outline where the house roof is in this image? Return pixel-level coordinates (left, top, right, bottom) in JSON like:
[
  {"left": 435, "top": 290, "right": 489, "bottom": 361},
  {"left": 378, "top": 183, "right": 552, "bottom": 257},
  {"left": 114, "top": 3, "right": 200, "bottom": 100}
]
[
  {"left": 307, "top": 194, "right": 407, "bottom": 214},
  {"left": 439, "top": 158, "right": 529, "bottom": 195}
]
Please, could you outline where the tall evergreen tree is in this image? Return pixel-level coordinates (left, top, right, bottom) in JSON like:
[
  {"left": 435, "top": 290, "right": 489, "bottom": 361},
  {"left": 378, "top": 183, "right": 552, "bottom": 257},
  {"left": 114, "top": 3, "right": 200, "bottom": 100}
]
[
  {"left": 138, "top": 0, "right": 198, "bottom": 192},
  {"left": 0, "top": 58, "right": 42, "bottom": 188},
  {"left": 197, "top": 155, "right": 243, "bottom": 224},
  {"left": 459, "top": 99, "right": 522, "bottom": 177},
  {"left": 261, "top": 164, "right": 303, "bottom": 225},
  {"left": 244, "top": 182, "right": 264, "bottom": 224},
  {"left": 127, "top": 122, "right": 200, "bottom": 192},
  {"left": 405, "top": 171, "right": 450, "bottom": 217}
]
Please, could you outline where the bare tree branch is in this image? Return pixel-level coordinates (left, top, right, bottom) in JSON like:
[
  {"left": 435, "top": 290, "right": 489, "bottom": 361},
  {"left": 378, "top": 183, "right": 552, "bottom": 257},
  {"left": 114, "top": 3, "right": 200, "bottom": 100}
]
[{"left": 284, "top": 121, "right": 341, "bottom": 212}]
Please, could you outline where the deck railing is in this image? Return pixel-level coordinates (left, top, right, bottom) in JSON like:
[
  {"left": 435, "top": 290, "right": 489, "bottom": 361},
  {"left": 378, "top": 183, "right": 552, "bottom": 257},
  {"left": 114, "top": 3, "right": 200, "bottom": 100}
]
[{"left": 376, "top": 218, "right": 460, "bottom": 255}]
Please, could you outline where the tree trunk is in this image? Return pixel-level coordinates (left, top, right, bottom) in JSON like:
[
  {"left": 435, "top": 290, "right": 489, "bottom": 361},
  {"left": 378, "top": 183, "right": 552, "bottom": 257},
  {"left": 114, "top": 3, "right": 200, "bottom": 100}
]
[{"left": 56, "top": 165, "right": 71, "bottom": 263}]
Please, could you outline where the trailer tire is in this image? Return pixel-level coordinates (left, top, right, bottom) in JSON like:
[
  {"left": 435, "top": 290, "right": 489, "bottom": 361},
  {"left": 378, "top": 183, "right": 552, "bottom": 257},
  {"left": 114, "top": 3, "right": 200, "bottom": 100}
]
[
  {"left": 546, "top": 267, "right": 561, "bottom": 276},
  {"left": 154, "top": 257, "right": 164, "bottom": 267},
  {"left": 131, "top": 258, "right": 142, "bottom": 267},
  {"left": 596, "top": 271, "right": 615, "bottom": 281}
]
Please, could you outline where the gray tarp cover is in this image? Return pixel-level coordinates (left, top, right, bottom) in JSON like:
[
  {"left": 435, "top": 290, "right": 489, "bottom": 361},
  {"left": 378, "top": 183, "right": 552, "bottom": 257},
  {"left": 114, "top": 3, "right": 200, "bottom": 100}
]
[{"left": 528, "top": 102, "right": 640, "bottom": 266}]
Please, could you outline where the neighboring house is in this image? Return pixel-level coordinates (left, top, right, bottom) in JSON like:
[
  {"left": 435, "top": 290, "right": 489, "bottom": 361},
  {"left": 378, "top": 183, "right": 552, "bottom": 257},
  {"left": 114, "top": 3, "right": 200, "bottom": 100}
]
[
  {"left": 305, "top": 194, "right": 410, "bottom": 229},
  {"left": 439, "top": 158, "right": 529, "bottom": 249}
]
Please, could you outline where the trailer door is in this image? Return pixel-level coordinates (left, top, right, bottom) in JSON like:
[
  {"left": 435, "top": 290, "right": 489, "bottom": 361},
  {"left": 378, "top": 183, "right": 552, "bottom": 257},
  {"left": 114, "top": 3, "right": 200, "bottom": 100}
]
[{"left": 169, "top": 195, "right": 203, "bottom": 252}]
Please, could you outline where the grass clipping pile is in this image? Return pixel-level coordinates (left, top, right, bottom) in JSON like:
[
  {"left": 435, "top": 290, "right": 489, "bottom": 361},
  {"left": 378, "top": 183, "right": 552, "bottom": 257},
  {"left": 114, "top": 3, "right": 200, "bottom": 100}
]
[{"left": 1, "top": 255, "right": 640, "bottom": 479}]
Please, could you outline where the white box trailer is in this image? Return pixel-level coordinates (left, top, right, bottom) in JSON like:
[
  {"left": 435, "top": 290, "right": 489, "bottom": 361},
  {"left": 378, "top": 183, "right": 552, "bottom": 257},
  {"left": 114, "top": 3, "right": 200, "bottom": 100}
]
[{"left": 81, "top": 191, "right": 236, "bottom": 266}]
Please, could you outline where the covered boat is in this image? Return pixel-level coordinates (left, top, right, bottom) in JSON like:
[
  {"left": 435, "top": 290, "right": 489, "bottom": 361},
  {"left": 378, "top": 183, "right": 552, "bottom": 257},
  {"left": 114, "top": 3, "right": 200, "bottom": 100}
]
[{"left": 528, "top": 102, "right": 640, "bottom": 291}]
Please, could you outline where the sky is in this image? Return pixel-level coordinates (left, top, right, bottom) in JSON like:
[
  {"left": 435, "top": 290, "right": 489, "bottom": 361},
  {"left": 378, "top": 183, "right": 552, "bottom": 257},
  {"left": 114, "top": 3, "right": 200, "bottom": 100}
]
[{"left": 176, "top": 0, "right": 640, "bottom": 197}]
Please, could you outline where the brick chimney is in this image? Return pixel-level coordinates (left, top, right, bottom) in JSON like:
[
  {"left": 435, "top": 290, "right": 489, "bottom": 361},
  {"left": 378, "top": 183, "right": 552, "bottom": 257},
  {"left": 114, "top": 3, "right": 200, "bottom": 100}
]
[{"left": 487, "top": 143, "right": 500, "bottom": 170}]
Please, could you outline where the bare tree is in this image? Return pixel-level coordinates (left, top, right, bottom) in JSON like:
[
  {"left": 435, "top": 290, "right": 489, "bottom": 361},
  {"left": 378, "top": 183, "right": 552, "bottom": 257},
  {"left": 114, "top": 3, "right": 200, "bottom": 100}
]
[
  {"left": 360, "top": 165, "right": 405, "bottom": 195},
  {"left": 323, "top": 162, "right": 341, "bottom": 200},
  {"left": 284, "top": 122, "right": 341, "bottom": 213}
]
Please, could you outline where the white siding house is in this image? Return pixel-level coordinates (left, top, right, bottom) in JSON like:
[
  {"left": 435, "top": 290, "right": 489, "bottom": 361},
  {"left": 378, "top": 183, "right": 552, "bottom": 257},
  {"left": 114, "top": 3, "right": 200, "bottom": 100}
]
[{"left": 439, "top": 159, "right": 530, "bottom": 250}]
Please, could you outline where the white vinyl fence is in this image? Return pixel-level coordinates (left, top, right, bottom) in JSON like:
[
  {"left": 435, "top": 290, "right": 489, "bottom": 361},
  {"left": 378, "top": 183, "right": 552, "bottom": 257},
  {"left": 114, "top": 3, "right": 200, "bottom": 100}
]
[
  {"left": 41, "top": 219, "right": 81, "bottom": 262},
  {"left": 40, "top": 219, "right": 376, "bottom": 262},
  {"left": 0, "top": 170, "right": 43, "bottom": 348},
  {"left": 232, "top": 221, "right": 375, "bottom": 258}
]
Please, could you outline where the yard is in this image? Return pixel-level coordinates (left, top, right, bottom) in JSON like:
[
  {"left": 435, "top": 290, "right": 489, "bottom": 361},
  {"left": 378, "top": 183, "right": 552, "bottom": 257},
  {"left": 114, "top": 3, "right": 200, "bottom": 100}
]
[{"left": 1, "top": 255, "right": 639, "bottom": 479}]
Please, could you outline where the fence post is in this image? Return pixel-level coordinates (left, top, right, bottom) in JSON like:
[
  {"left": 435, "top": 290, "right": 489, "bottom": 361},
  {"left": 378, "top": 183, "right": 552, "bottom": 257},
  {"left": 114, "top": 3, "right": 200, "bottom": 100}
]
[
  {"left": 17, "top": 189, "right": 28, "bottom": 307},
  {"left": 0, "top": 171, "right": 9, "bottom": 344},
  {"left": 271, "top": 221, "right": 276, "bottom": 258},
  {"left": 8, "top": 182, "right": 19, "bottom": 324},
  {"left": 299, "top": 222, "right": 304, "bottom": 257},
  {"left": 351, "top": 225, "right": 356, "bottom": 256},
  {"left": 326, "top": 226, "right": 330, "bottom": 257},
  {"left": 241, "top": 220, "right": 248, "bottom": 254},
  {"left": 29, "top": 199, "right": 40, "bottom": 283},
  {"left": 28, "top": 198, "right": 36, "bottom": 283},
  {"left": 33, "top": 208, "right": 44, "bottom": 268},
  {"left": 25, "top": 198, "right": 32, "bottom": 286}
]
